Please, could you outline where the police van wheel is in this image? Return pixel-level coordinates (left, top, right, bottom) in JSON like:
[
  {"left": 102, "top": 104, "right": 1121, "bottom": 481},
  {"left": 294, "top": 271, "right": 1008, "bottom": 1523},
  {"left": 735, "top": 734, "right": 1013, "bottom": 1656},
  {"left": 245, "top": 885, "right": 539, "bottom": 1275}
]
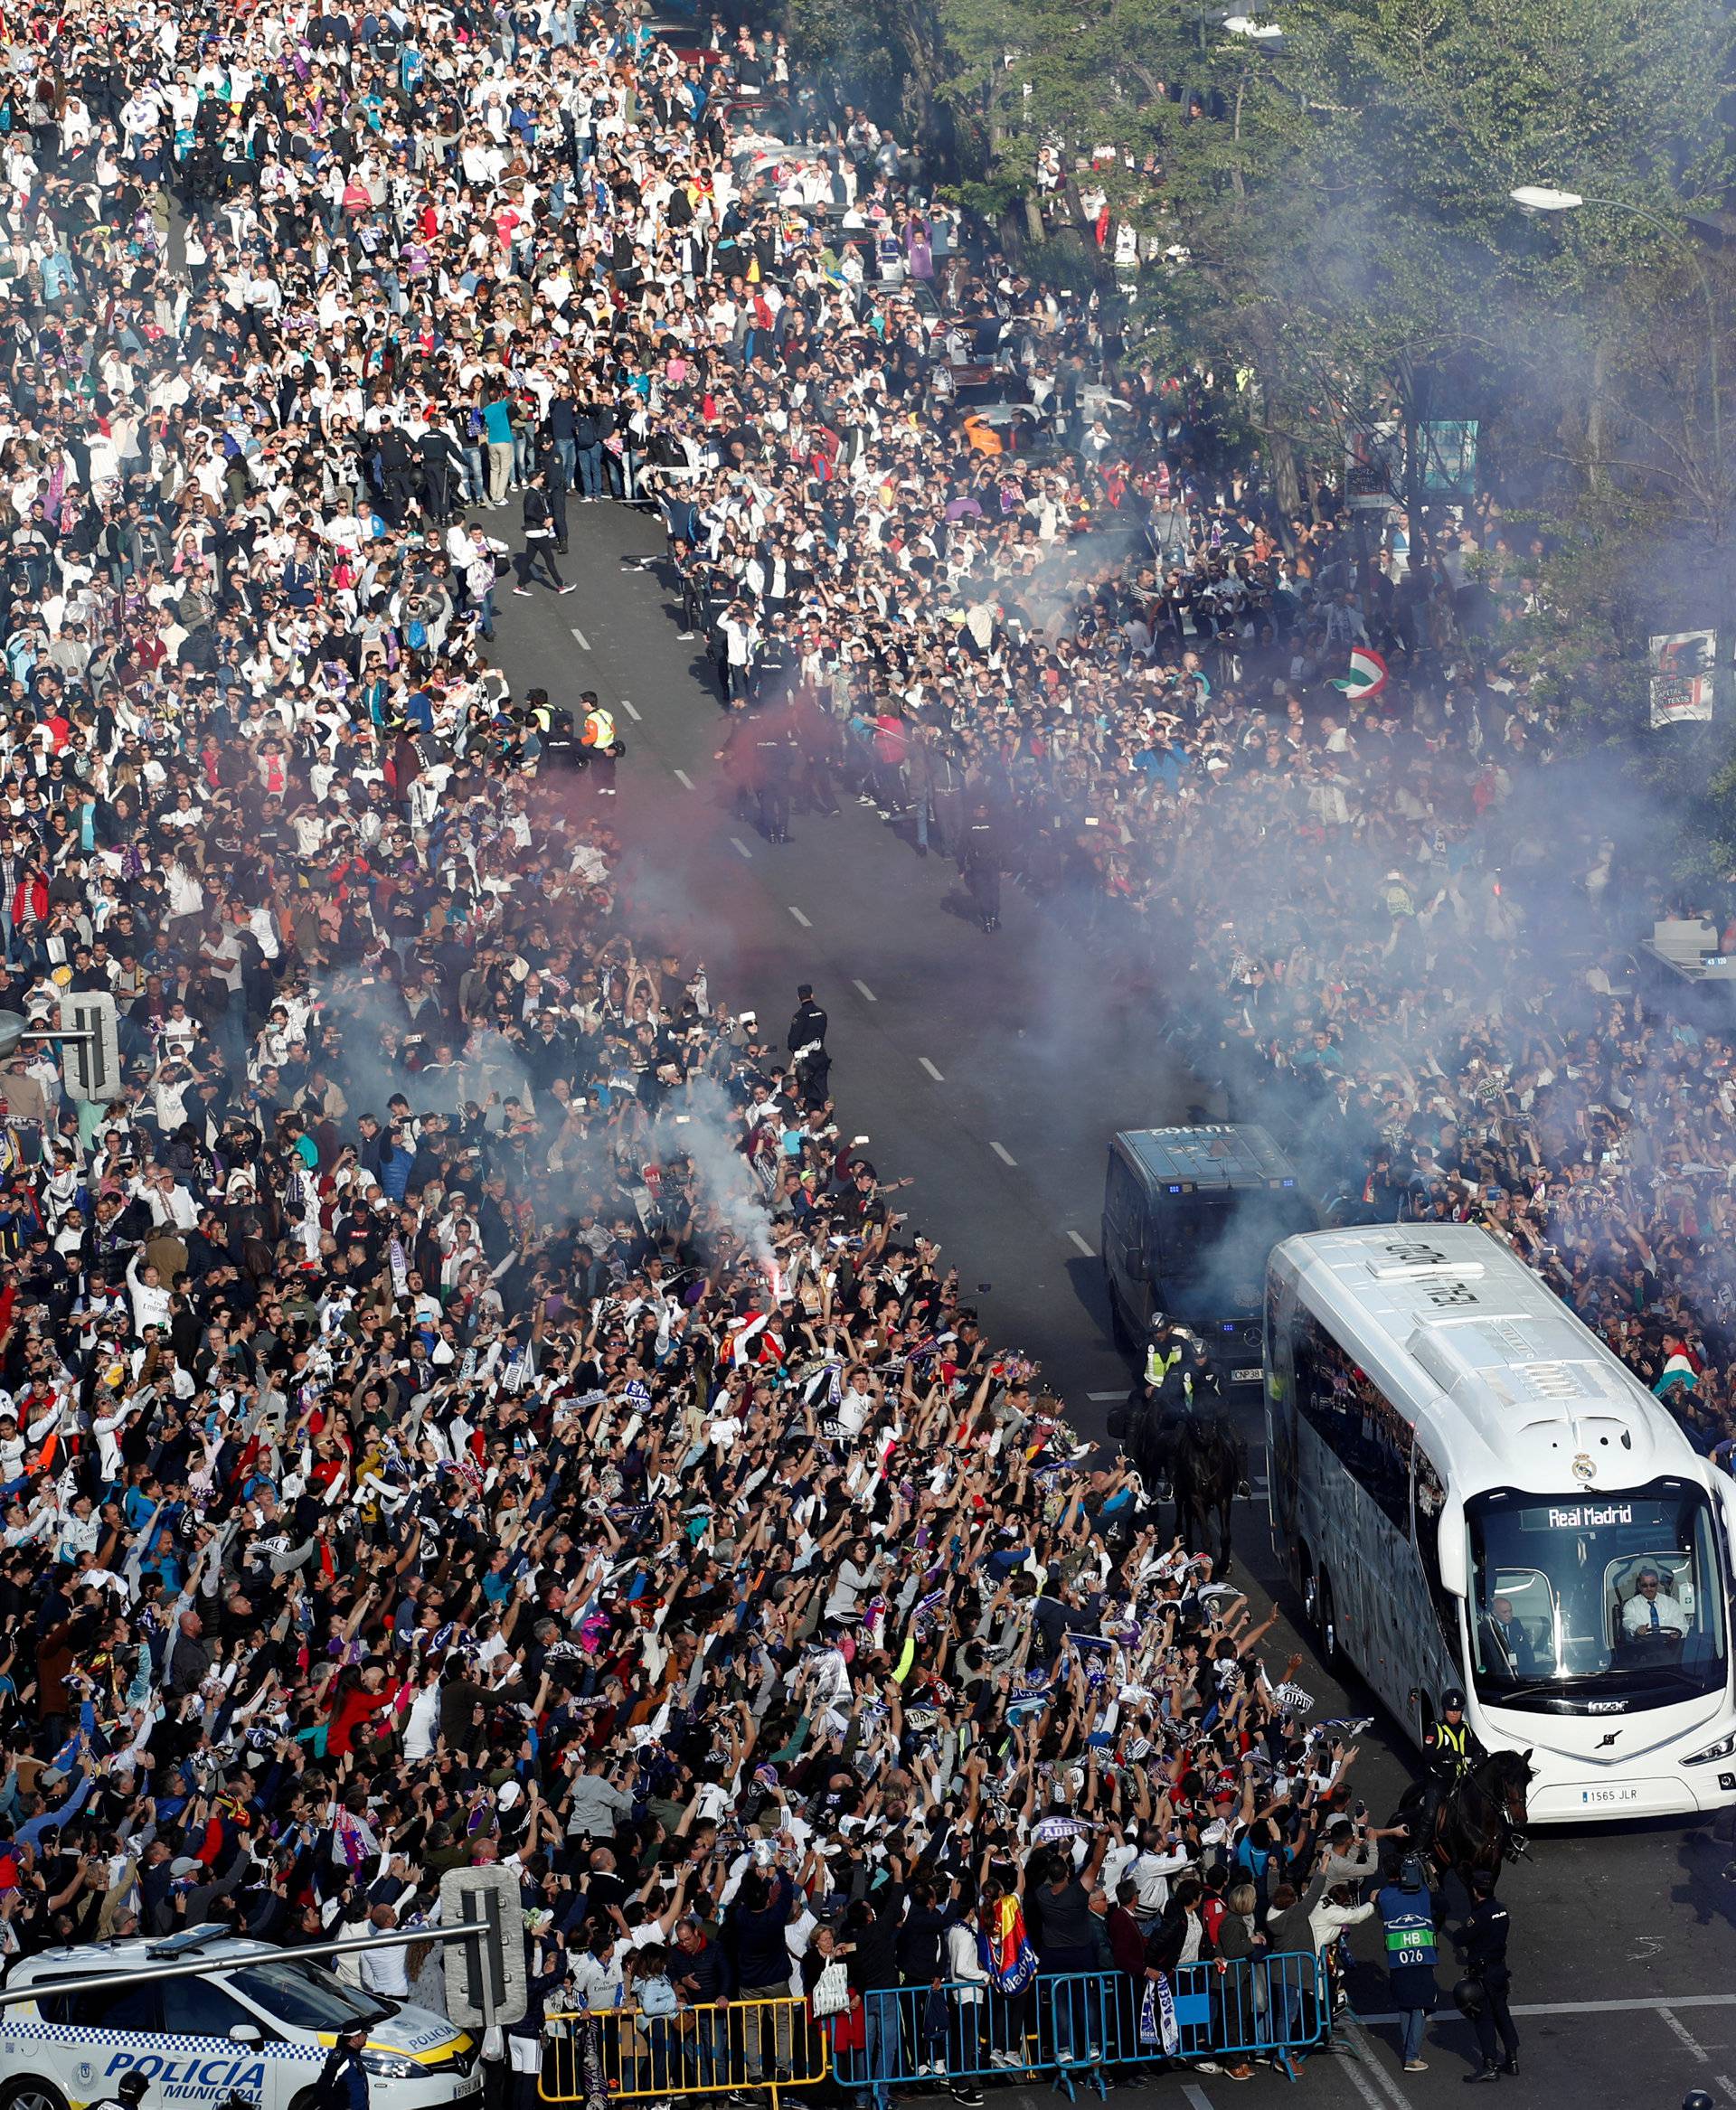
[{"left": 3, "top": 2075, "right": 70, "bottom": 2110}]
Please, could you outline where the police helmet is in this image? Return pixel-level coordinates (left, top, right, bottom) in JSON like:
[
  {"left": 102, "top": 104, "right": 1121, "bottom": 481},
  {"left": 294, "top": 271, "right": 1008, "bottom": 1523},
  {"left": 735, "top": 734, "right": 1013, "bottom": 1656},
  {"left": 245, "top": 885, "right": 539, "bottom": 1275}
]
[
  {"left": 1684, "top": 2093, "right": 1717, "bottom": 2110},
  {"left": 1441, "top": 1688, "right": 1466, "bottom": 1712},
  {"left": 1468, "top": 1868, "right": 1497, "bottom": 1898},
  {"left": 1148, "top": 1312, "right": 1172, "bottom": 1334},
  {"left": 118, "top": 2077, "right": 150, "bottom": 2105},
  {"left": 1450, "top": 1977, "right": 1486, "bottom": 2022}
]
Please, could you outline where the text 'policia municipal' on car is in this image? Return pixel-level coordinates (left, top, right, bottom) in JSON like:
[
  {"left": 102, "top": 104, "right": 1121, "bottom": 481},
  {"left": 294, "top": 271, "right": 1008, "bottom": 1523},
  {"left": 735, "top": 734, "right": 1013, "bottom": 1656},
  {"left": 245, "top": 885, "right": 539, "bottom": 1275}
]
[{"left": 0, "top": 1932, "right": 480, "bottom": 2110}]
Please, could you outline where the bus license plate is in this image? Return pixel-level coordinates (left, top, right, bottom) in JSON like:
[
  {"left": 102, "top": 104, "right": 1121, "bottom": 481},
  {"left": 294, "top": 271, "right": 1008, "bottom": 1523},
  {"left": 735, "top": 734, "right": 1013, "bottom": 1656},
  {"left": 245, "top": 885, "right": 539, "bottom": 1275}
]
[
  {"left": 1580, "top": 1785, "right": 1642, "bottom": 1806},
  {"left": 1231, "top": 1366, "right": 1262, "bottom": 1383}
]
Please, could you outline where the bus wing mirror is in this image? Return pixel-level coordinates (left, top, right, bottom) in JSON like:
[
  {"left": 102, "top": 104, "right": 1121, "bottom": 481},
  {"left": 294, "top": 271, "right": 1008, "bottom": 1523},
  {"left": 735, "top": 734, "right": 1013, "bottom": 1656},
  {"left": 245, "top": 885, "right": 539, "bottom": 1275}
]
[{"left": 1437, "top": 1495, "right": 1467, "bottom": 1597}]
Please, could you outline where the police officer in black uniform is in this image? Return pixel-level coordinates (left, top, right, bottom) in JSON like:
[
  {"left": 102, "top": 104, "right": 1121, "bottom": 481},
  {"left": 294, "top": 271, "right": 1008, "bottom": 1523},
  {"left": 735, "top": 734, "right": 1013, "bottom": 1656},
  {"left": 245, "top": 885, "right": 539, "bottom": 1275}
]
[
  {"left": 788, "top": 984, "right": 827, "bottom": 1061},
  {"left": 961, "top": 800, "right": 1001, "bottom": 932},
  {"left": 1453, "top": 1866, "right": 1519, "bottom": 2082},
  {"left": 90, "top": 2071, "right": 151, "bottom": 2110}
]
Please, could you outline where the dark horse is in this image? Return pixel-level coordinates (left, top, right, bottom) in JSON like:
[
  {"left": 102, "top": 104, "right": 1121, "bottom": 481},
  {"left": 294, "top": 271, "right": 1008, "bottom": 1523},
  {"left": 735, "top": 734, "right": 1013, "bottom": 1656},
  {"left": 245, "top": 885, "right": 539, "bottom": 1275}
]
[
  {"left": 1126, "top": 1399, "right": 1247, "bottom": 1572},
  {"left": 1394, "top": 1747, "right": 1534, "bottom": 1889}
]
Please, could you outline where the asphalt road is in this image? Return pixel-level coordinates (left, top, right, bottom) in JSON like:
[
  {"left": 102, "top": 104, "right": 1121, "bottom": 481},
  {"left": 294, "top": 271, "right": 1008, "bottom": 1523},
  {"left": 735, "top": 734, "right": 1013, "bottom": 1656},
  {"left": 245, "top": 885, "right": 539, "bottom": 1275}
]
[{"left": 485, "top": 497, "right": 1734, "bottom": 2110}]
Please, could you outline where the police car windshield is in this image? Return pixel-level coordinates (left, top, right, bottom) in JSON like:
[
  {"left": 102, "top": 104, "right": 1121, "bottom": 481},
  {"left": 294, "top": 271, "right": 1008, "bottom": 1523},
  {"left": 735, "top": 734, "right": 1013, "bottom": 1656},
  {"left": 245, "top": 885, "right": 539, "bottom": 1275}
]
[
  {"left": 1467, "top": 1480, "right": 1726, "bottom": 1708},
  {"left": 227, "top": 1959, "right": 394, "bottom": 2031}
]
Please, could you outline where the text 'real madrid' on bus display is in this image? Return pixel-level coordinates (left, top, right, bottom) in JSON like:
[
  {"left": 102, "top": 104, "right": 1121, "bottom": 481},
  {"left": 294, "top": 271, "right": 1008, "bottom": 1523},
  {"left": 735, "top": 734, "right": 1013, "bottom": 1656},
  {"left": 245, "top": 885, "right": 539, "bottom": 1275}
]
[{"left": 1263, "top": 1223, "right": 1736, "bottom": 1822}]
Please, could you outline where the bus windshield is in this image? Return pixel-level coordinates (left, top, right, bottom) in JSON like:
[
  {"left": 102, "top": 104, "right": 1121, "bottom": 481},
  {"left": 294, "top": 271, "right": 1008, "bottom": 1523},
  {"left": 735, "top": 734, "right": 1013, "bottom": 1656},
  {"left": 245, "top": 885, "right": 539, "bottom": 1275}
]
[{"left": 1467, "top": 1478, "right": 1728, "bottom": 1709}]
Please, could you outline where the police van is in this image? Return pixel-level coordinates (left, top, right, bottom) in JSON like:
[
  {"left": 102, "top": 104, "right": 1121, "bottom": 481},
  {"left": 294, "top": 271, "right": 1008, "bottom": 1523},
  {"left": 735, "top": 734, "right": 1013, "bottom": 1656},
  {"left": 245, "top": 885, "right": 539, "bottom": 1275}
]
[
  {"left": 0, "top": 1930, "right": 480, "bottom": 2110},
  {"left": 1102, "top": 1124, "right": 1316, "bottom": 1389}
]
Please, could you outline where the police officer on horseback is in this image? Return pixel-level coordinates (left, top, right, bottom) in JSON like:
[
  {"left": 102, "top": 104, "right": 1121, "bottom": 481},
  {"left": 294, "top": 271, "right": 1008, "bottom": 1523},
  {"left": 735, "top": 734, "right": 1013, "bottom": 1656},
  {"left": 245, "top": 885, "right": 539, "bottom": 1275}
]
[
  {"left": 1139, "top": 1313, "right": 1213, "bottom": 1494},
  {"left": 1423, "top": 1689, "right": 1481, "bottom": 1785},
  {"left": 1408, "top": 1689, "right": 1484, "bottom": 1852}
]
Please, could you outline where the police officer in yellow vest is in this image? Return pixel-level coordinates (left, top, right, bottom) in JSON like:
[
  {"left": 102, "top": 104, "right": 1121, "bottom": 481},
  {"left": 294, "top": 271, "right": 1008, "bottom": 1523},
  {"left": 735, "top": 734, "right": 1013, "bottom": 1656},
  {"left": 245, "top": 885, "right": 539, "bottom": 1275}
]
[
  {"left": 579, "top": 688, "right": 618, "bottom": 796},
  {"left": 1140, "top": 1314, "right": 1213, "bottom": 1500},
  {"left": 1144, "top": 1313, "right": 1210, "bottom": 1407},
  {"left": 1410, "top": 1687, "right": 1486, "bottom": 1849},
  {"left": 1421, "top": 1689, "right": 1479, "bottom": 1784}
]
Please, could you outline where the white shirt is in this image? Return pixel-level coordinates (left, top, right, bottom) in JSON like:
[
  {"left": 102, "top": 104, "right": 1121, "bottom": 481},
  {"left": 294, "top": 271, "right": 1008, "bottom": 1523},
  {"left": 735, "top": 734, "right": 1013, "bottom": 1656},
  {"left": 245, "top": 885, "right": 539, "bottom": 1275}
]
[{"left": 1622, "top": 1587, "right": 1691, "bottom": 1636}]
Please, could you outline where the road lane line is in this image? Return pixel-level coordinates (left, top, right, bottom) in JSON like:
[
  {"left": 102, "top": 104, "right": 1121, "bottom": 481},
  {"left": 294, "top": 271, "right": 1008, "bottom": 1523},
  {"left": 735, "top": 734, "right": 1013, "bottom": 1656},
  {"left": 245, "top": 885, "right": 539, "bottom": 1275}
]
[
  {"left": 1663, "top": 2009, "right": 1712, "bottom": 2062},
  {"left": 672, "top": 768, "right": 694, "bottom": 789},
  {"left": 570, "top": 625, "right": 591, "bottom": 649},
  {"left": 788, "top": 906, "right": 812, "bottom": 928},
  {"left": 989, "top": 1141, "right": 1016, "bottom": 1166},
  {"left": 853, "top": 979, "right": 877, "bottom": 1003},
  {"left": 1181, "top": 2088, "right": 1215, "bottom": 2110},
  {"left": 1358, "top": 1994, "right": 1736, "bottom": 2022},
  {"left": 730, "top": 837, "right": 753, "bottom": 860},
  {"left": 1338, "top": 2021, "right": 1412, "bottom": 2110},
  {"left": 1332, "top": 2044, "right": 1394, "bottom": 2110},
  {"left": 619, "top": 698, "right": 642, "bottom": 721},
  {"left": 1713, "top": 2077, "right": 1736, "bottom": 2104},
  {"left": 919, "top": 1057, "right": 944, "bottom": 1081},
  {"left": 1065, "top": 1230, "right": 1095, "bottom": 1257}
]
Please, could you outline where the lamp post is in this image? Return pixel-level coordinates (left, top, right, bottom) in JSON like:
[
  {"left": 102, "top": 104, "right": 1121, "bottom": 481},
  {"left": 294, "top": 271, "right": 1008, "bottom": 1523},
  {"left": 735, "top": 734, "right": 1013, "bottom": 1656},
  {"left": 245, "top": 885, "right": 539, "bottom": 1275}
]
[{"left": 1509, "top": 184, "right": 1723, "bottom": 507}]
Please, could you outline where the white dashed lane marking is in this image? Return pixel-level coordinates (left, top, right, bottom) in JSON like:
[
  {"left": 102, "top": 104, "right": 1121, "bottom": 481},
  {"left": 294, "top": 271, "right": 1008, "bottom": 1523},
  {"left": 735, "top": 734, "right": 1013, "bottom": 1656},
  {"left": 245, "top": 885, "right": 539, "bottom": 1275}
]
[
  {"left": 853, "top": 979, "right": 877, "bottom": 1003},
  {"left": 788, "top": 906, "right": 812, "bottom": 928},
  {"left": 672, "top": 768, "right": 694, "bottom": 789},
  {"left": 918, "top": 1057, "right": 944, "bottom": 1081},
  {"left": 989, "top": 1141, "right": 1016, "bottom": 1166},
  {"left": 619, "top": 697, "right": 642, "bottom": 721},
  {"left": 1066, "top": 1230, "right": 1095, "bottom": 1257},
  {"left": 570, "top": 625, "right": 591, "bottom": 649},
  {"left": 730, "top": 838, "right": 753, "bottom": 860}
]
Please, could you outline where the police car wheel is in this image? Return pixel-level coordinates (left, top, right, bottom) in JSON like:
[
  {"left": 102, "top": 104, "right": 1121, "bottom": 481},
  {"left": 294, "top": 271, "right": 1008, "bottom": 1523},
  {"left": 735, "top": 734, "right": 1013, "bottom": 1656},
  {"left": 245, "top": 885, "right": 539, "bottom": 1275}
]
[{"left": 2, "top": 2074, "right": 70, "bottom": 2110}]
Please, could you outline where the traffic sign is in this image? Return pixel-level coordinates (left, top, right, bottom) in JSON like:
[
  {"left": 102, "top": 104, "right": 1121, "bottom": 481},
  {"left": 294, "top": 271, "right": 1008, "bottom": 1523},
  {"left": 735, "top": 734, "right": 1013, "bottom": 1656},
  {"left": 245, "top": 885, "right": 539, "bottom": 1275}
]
[
  {"left": 58, "top": 991, "right": 120, "bottom": 1103},
  {"left": 439, "top": 1863, "right": 527, "bottom": 2029}
]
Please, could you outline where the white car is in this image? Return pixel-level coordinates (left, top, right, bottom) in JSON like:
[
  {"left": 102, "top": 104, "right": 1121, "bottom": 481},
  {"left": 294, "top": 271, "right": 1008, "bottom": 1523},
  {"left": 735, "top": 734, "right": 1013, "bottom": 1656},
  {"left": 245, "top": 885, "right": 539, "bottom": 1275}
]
[{"left": 0, "top": 1931, "right": 481, "bottom": 2110}]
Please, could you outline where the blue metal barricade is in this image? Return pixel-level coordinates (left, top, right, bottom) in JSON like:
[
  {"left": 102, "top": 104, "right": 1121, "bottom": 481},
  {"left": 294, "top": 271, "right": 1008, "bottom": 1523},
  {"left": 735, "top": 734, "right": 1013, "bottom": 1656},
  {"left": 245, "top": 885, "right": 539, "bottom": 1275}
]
[{"left": 827, "top": 1955, "right": 1326, "bottom": 2099}]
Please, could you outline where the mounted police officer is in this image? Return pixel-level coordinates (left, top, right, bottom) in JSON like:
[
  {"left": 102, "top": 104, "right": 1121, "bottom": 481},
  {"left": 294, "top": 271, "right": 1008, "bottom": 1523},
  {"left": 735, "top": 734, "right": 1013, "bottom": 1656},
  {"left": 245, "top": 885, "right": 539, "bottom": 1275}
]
[
  {"left": 1408, "top": 1687, "right": 1484, "bottom": 1846},
  {"left": 1134, "top": 1313, "right": 1215, "bottom": 1502},
  {"left": 1421, "top": 1689, "right": 1481, "bottom": 1785}
]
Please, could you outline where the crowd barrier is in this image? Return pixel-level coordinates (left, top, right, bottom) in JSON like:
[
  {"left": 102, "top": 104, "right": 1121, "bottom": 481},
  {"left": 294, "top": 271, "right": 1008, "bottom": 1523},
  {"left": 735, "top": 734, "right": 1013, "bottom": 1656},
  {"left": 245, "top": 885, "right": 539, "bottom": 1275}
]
[
  {"left": 541, "top": 1993, "right": 829, "bottom": 2109},
  {"left": 538, "top": 1957, "right": 1324, "bottom": 2105}
]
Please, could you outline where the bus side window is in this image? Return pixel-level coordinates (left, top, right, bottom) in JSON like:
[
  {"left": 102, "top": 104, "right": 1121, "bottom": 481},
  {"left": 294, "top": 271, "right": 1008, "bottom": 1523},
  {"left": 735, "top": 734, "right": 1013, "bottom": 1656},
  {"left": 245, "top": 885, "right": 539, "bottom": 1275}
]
[
  {"left": 1296, "top": 1313, "right": 1410, "bottom": 1531},
  {"left": 1412, "top": 1442, "right": 1458, "bottom": 1648}
]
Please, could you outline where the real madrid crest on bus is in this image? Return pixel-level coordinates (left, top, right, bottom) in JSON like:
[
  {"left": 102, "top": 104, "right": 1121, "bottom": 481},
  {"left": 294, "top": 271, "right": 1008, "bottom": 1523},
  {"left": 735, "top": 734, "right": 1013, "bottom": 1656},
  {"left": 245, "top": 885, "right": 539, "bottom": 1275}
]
[{"left": 1572, "top": 1452, "right": 1596, "bottom": 1484}]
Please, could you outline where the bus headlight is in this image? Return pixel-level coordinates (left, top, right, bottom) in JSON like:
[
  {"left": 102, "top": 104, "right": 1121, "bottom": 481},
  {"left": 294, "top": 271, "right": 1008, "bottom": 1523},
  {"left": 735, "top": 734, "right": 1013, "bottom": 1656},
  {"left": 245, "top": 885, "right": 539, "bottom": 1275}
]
[
  {"left": 1683, "top": 1729, "right": 1736, "bottom": 1766},
  {"left": 361, "top": 2050, "right": 422, "bottom": 2079}
]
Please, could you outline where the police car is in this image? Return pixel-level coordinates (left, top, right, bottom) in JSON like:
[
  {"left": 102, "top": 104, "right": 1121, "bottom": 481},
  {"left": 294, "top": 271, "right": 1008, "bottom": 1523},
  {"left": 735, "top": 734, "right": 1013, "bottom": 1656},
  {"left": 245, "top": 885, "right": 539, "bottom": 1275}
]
[{"left": 0, "top": 1930, "right": 480, "bottom": 2110}]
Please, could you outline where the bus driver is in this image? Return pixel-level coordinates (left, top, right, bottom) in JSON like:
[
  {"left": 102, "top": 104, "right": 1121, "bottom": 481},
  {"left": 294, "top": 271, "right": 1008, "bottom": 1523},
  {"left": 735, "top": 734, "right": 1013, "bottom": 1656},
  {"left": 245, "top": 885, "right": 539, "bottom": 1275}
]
[{"left": 1622, "top": 1568, "right": 1691, "bottom": 1642}]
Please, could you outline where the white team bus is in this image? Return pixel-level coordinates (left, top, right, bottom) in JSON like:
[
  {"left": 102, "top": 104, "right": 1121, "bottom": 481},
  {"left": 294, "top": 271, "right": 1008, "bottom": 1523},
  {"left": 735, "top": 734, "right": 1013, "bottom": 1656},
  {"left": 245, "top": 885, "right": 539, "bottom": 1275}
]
[{"left": 1264, "top": 1224, "right": 1736, "bottom": 1821}]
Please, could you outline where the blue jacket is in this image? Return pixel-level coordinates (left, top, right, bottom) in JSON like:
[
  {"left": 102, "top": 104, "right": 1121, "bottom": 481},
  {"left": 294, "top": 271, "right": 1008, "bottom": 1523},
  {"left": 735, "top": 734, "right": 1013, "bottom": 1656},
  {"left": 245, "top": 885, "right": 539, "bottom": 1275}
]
[{"left": 1376, "top": 1880, "right": 1439, "bottom": 2011}]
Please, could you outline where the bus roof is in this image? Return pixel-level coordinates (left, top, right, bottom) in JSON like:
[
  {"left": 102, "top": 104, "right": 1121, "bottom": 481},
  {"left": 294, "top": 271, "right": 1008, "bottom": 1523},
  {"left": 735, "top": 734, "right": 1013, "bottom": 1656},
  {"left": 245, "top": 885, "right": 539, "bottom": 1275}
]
[
  {"left": 1114, "top": 1124, "right": 1298, "bottom": 1191},
  {"left": 1269, "top": 1223, "right": 1704, "bottom": 1498}
]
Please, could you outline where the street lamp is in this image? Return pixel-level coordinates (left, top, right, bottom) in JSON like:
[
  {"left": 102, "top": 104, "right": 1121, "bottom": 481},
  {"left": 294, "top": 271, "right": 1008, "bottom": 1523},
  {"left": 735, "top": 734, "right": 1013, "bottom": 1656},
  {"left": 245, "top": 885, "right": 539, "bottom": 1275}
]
[{"left": 1509, "top": 183, "right": 1722, "bottom": 491}]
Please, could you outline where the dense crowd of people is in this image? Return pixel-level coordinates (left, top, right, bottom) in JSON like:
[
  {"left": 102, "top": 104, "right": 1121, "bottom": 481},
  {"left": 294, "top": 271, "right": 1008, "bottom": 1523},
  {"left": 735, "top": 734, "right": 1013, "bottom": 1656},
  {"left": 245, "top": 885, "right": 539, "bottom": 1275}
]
[{"left": 0, "top": 0, "right": 1703, "bottom": 2090}]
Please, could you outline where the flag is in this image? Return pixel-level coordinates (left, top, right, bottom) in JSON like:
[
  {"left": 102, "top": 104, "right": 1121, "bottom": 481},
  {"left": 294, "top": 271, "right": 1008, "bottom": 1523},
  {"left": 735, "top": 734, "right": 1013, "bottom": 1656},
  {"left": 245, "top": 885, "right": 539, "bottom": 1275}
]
[
  {"left": 1649, "top": 631, "right": 1716, "bottom": 728},
  {"left": 1329, "top": 646, "right": 1388, "bottom": 702}
]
